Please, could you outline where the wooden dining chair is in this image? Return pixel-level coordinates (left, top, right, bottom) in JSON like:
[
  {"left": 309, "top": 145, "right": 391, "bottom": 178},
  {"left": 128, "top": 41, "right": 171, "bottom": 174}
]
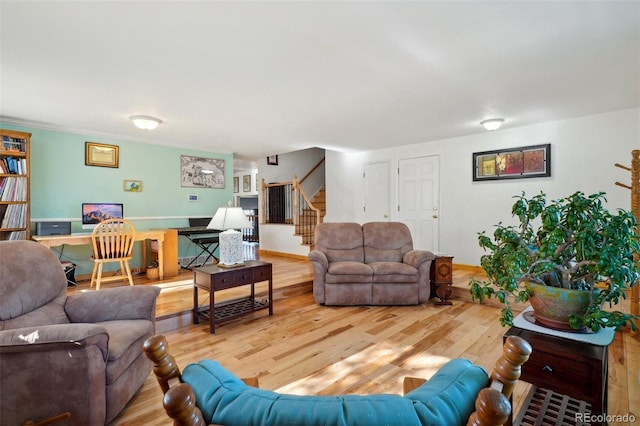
[{"left": 90, "top": 218, "right": 136, "bottom": 290}]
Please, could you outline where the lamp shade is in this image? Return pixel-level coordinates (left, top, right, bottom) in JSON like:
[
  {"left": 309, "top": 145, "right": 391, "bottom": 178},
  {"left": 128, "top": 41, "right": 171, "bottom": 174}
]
[{"left": 207, "top": 207, "right": 251, "bottom": 230}]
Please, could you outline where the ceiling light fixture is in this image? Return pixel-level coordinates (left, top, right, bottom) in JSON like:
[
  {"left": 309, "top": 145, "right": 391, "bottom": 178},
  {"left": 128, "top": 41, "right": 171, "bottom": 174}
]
[
  {"left": 480, "top": 118, "right": 505, "bottom": 131},
  {"left": 130, "top": 115, "right": 162, "bottom": 130}
]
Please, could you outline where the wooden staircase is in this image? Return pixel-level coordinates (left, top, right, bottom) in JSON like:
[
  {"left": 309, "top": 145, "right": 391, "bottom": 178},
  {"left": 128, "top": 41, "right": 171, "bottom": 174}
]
[{"left": 295, "top": 188, "right": 325, "bottom": 247}]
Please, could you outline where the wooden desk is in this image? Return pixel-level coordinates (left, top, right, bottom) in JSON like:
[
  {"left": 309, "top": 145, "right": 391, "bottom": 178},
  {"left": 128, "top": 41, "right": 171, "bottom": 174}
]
[{"left": 32, "top": 230, "right": 168, "bottom": 280}]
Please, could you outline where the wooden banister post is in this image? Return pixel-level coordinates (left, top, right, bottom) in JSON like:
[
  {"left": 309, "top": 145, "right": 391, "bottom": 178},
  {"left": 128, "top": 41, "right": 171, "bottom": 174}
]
[
  {"left": 143, "top": 335, "right": 182, "bottom": 394},
  {"left": 163, "top": 383, "right": 207, "bottom": 426},
  {"left": 489, "top": 335, "right": 532, "bottom": 400}
]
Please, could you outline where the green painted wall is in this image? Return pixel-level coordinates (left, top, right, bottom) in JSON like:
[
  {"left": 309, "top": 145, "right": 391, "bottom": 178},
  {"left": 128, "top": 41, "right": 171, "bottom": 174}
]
[{"left": 1, "top": 122, "right": 233, "bottom": 274}]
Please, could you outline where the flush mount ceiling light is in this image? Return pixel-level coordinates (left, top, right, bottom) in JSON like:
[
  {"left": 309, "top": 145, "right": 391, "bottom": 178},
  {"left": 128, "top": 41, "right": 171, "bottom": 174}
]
[
  {"left": 480, "top": 118, "right": 505, "bottom": 131},
  {"left": 129, "top": 115, "right": 162, "bottom": 130}
]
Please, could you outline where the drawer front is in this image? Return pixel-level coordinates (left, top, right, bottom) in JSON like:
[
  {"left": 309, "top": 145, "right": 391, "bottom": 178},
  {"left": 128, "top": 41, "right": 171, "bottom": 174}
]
[
  {"left": 254, "top": 265, "right": 272, "bottom": 282},
  {"left": 234, "top": 269, "right": 254, "bottom": 285},
  {"left": 212, "top": 273, "right": 237, "bottom": 290},
  {"left": 522, "top": 347, "right": 595, "bottom": 398}
]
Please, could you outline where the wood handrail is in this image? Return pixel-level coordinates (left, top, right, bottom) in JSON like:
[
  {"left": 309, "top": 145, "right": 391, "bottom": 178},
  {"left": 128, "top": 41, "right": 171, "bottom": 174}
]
[{"left": 299, "top": 158, "right": 325, "bottom": 185}]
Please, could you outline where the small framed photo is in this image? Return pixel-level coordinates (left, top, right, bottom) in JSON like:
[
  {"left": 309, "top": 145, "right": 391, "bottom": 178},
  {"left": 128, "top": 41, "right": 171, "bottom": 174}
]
[
  {"left": 86, "top": 142, "right": 119, "bottom": 168},
  {"left": 267, "top": 155, "right": 278, "bottom": 165},
  {"left": 243, "top": 175, "right": 251, "bottom": 192},
  {"left": 123, "top": 179, "right": 142, "bottom": 192},
  {"left": 233, "top": 176, "right": 239, "bottom": 193}
]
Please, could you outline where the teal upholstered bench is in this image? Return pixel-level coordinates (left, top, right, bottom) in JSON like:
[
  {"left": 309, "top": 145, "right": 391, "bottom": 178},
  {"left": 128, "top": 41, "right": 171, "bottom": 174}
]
[
  {"left": 184, "top": 358, "right": 485, "bottom": 426},
  {"left": 144, "top": 335, "right": 532, "bottom": 426}
]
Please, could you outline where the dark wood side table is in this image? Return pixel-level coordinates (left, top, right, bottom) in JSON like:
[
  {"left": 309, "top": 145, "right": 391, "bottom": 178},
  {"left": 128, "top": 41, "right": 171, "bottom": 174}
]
[
  {"left": 430, "top": 254, "right": 454, "bottom": 305},
  {"left": 193, "top": 260, "right": 273, "bottom": 334},
  {"left": 504, "top": 307, "right": 615, "bottom": 426}
]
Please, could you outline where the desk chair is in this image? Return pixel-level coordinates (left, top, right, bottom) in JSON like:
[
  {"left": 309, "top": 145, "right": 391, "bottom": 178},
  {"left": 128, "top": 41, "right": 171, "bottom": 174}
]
[
  {"left": 184, "top": 218, "right": 219, "bottom": 269},
  {"left": 90, "top": 218, "right": 136, "bottom": 290}
]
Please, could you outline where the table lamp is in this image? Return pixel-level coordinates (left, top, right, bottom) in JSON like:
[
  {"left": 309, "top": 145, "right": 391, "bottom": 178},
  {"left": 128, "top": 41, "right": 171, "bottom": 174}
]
[{"left": 207, "top": 207, "right": 252, "bottom": 268}]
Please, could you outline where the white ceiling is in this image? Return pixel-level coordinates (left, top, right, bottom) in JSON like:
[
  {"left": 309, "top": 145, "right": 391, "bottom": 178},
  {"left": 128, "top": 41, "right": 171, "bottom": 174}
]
[{"left": 1, "top": 1, "right": 638, "bottom": 167}]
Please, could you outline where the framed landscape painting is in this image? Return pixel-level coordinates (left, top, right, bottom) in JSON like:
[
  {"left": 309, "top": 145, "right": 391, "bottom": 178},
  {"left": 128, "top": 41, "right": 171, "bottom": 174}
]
[{"left": 473, "top": 144, "right": 551, "bottom": 181}]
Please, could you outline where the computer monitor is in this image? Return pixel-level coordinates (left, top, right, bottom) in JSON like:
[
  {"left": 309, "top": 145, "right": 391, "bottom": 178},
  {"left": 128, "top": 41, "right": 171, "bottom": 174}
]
[{"left": 81, "top": 203, "right": 124, "bottom": 230}]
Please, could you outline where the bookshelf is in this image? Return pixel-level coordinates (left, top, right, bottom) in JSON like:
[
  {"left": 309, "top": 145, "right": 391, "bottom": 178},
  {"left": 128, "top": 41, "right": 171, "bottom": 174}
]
[{"left": 0, "top": 129, "right": 30, "bottom": 240}]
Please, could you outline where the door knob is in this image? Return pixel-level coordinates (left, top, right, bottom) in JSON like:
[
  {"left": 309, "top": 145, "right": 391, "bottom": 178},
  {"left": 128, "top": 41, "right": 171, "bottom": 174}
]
[{"left": 433, "top": 215, "right": 438, "bottom": 219}]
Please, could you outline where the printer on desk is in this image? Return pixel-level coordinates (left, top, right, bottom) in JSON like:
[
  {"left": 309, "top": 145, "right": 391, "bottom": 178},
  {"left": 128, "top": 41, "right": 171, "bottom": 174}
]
[{"left": 36, "top": 221, "right": 72, "bottom": 236}]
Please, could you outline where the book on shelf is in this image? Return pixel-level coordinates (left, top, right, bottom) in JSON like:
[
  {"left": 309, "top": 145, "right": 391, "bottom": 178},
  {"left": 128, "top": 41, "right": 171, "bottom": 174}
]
[
  {"left": 0, "top": 177, "right": 26, "bottom": 201},
  {"left": 1, "top": 135, "right": 27, "bottom": 153},
  {"left": 0, "top": 203, "right": 26, "bottom": 229}
]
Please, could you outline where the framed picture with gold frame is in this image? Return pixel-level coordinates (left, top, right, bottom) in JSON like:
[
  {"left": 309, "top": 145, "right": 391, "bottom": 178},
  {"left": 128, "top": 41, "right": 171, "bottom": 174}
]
[
  {"left": 123, "top": 179, "right": 142, "bottom": 192},
  {"left": 473, "top": 143, "right": 550, "bottom": 181},
  {"left": 85, "top": 142, "right": 119, "bottom": 168}
]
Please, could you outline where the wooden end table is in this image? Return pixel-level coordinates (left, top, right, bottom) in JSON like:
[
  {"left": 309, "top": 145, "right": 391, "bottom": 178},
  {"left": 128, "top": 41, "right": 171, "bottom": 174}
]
[
  {"left": 430, "top": 254, "right": 454, "bottom": 305},
  {"left": 193, "top": 260, "right": 273, "bottom": 334},
  {"left": 504, "top": 307, "right": 615, "bottom": 426}
]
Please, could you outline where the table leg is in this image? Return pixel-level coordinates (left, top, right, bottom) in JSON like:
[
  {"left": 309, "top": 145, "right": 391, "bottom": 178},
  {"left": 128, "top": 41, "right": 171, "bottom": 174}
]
[
  {"left": 214, "top": 282, "right": 216, "bottom": 334},
  {"left": 268, "top": 277, "right": 273, "bottom": 315},
  {"left": 157, "top": 240, "right": 165, "bottom": 280},
  {"left": 193, "top": 286, "right": 199, "bottom": 324}
]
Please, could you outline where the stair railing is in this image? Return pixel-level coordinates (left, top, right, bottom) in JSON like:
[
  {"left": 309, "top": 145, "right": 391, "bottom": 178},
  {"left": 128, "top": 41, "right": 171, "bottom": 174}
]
[
  {"left": 261, "top": 180, "right": 294, "bottom": 224},
  {"left": 261, "top": 158, "right": 325, "bottom": 246}
]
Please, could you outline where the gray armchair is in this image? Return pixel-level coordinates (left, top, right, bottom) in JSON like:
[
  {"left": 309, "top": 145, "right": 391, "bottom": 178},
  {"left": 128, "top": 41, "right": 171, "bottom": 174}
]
[{"left": 0, "top": 240, "right": 160, "bottom": 425}]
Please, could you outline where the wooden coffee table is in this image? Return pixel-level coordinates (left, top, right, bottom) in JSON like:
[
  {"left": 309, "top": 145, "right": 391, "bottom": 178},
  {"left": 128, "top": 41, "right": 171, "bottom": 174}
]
[{"left": 193, "top": 260, "right": 273, "bottom": 334}]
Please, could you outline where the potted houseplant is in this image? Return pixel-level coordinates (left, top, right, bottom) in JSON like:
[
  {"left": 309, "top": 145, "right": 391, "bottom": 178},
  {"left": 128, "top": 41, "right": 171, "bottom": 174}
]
[{"left": 469, "top": 191, "right": 640, "bottom": 331}]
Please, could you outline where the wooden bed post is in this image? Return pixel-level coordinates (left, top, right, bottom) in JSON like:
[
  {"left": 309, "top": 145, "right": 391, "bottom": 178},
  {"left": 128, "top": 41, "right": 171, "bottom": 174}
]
[{"left": 615, "top": 149, "right": 640, "bottom": 335}]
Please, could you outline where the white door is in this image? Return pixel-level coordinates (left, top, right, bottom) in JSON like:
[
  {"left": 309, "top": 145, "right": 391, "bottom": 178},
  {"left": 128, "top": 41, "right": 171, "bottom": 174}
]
[
  {"left": 363, "top": 162, "right": 390, "bottom": 222},
  {"left": 397, "top": 156, "right": 439, "bottom": 251}
]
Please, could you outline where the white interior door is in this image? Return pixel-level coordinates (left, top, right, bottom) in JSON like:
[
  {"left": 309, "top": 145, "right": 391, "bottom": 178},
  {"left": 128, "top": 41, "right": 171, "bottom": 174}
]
[
  {"left": 397, "top": 156, "right": 439, "bottom": 251},
  {"left": 363, "top": 161, "right": 390, "bottom": 222}
]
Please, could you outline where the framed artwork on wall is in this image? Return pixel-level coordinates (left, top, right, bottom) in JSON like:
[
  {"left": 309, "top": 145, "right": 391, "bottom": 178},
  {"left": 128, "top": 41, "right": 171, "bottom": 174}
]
[
  {"left": 473, "top": 143, "right": 551, "bottom": 181},
  {"left": 243, "top": 175, "right": 251, "bottom": 192},
  {"left": 233, "top": 176, "right": 239, "bottom": 193},
  {"left": 180, "top": 155, "right": 225, "bottom": 188},
  {"left": 267, "top": 155, "right": 278, "bottom": 165},
  {"left": 85, "top": 142, "right": 119, "bottom": 168},
  {"left": 123, "top": 179, "right": 142, "bottom": 192}
]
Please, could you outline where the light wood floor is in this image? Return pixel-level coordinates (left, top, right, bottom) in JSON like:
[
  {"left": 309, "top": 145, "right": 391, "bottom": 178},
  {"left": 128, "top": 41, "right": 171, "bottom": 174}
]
[{"left": 73, "top": 256, "right": 639, "bottom": 426}]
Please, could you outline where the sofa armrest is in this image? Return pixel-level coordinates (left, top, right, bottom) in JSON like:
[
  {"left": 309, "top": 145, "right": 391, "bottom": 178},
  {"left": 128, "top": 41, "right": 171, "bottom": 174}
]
[
  {"left": 403, "top": 250, "right": 435, "bottom": 268},
  {"left": 308, "top": 250, "right": 328, "bottom": 270},
  {"left": 0, "top": 323, "right": 109, "bottom": 358},
  {"left": 65, "top": 286, "right": 161, "bottom": 324},
  {"left": 308, "top": 250, "right": 329, "bottom": 304},
  {"left": 0, "top": 324, "right": 110, "bottom": 425}
]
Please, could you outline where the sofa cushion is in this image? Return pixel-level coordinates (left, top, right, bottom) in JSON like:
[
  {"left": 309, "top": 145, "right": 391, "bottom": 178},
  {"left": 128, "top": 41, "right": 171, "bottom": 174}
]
[
  {"left": 99, "top": 319, "right": 155, "bottom": 384},
  {"left": 181, "top": 358, "right": 488, "bottom": 426},
  {"left": 369, "top": 262, "right": 418, "bottom": 283},
  {"left": 326, "top": 262, "right": 373, "bottom": 284},
  {"left": 315, "top": 222, "right": 365, "bottom": 263},
  {"left": 363, "top": 222, "right": 414, "bottom": 264}
]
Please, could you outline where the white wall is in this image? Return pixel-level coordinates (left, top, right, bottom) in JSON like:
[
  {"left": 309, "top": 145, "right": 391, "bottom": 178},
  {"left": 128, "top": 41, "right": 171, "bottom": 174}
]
[{"left": 325, "top": 108, "right": 640, "bottom": 266}]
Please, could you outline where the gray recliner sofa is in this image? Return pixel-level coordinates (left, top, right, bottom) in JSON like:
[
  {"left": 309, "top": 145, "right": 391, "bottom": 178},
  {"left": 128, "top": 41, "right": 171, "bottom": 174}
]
[
  {"left": 0, "top": 240, "right": 161, "bottom": 425},
  {"left": 309, "top": 222, "right": 435, "bottom": 305}
]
